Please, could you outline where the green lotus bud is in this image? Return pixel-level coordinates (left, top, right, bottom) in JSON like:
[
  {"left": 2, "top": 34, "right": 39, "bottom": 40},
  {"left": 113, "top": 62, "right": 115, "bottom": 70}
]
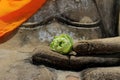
[{"left": 50, "top": 34, "right": 73, "bottom": 54}]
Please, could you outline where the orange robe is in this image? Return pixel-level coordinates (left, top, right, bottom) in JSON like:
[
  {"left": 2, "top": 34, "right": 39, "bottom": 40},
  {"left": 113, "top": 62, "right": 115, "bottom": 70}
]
[{"left": 0, "top": 0, "right": 46, "bottom": 42}]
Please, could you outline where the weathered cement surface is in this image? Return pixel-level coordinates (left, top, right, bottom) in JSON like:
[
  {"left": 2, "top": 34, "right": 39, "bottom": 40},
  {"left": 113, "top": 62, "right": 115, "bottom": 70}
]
[
  {"left": 0, "top": 0, "right": 119, "bottom": 79},
  {"left": 0, "top": 24, "right": 119, "bottom": 80},
  {"left": 26, "top": 0, "right": 117, "bottom": 37},
  {"left": 21, "top": 22, "right": 102, "bottom": 43},
  {"left": 0, "top": 48, "right": 120, "bottom": 80}
]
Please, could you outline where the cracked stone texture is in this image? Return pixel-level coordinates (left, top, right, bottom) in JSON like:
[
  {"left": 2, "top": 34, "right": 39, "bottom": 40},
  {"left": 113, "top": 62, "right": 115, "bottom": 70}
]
[
  {"left": 0, "top": 0, "right": 119, "bottom": 80},
  {"left": 0, "top": 22, "right": 119, "bottom": 80},
  {"left": 26, "top": 0, "right": 117, "bottom": 37},
  {"left": 81, "top": 67, "right": 120, "bottom": 80},
  {"left": 0, "top": 47, "right": 120, "bottom": 80}
]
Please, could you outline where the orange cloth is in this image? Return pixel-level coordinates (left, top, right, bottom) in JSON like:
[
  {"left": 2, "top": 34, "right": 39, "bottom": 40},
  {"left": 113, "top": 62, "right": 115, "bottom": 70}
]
[{"left": 0, "top": 0, "right": 46, "bottom": 40}]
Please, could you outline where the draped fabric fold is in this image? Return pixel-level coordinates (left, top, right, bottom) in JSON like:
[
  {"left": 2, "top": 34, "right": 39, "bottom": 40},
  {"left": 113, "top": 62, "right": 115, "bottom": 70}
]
[{"left": 0, "top": 0, "right": 46, "bottom": 41}]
